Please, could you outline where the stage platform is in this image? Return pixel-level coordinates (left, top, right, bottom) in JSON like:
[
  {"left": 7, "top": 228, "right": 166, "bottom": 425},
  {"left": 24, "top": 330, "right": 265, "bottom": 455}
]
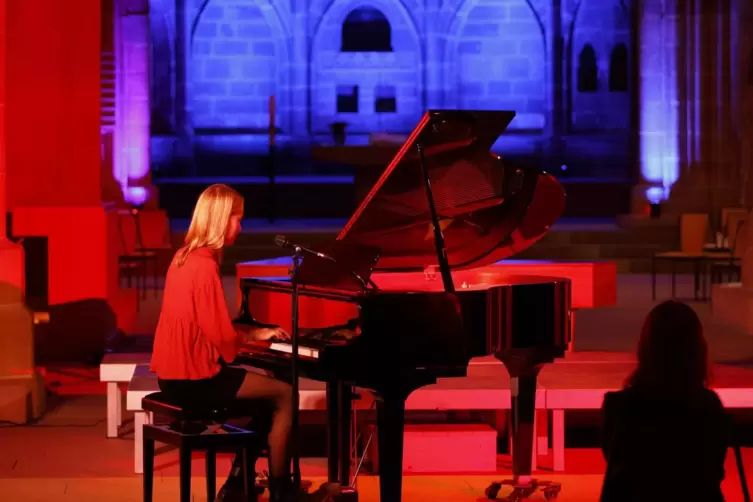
[{"left": 5, "top": 275, "right": 753, "bottom": 500}]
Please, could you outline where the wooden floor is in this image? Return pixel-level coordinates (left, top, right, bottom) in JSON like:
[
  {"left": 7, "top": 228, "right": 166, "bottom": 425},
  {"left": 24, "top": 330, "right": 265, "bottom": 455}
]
[{"left": 5, "top": 273, "right": 753, "bottom": 501}]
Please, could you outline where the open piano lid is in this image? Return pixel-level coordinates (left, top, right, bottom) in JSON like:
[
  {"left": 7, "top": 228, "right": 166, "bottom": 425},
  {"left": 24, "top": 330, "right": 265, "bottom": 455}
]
[{"left": 337, "top": 110, "right": 566, "bottom": 272}]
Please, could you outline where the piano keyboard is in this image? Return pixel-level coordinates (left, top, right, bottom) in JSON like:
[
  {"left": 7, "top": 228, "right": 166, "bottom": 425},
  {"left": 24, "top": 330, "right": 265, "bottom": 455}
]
[{"left": 269, "top": 342, "right": 320, "bottom": 359}]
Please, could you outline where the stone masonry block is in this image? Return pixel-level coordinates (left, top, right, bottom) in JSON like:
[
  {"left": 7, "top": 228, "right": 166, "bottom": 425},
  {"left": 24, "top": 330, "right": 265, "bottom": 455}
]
[
  {"left": 203, "top": 59, "right": 231, "bottom": 79},
  {"left": 202, "top": 5, "right": 224, "bottom": 20},
  {"left": 237, "top": 22, "right": 272, "bottom": 38},
  {"left": 195, "top": 22, "right": 217, "bottom": 38},
  {"left": 213, "top": 40, "right": 249, "bottom": 56},
  {"left": 191, "top": 0, "right": 282, "bottom": 129}
]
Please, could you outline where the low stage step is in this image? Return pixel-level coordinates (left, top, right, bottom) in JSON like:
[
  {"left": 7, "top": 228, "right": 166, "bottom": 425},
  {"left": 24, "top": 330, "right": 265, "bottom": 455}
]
[{"left": 363, "top": 423, "right": 498, "bottom": 474}]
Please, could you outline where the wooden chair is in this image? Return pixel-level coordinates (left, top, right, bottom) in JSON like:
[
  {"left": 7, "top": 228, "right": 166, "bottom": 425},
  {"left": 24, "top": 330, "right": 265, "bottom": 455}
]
[
  {"left": 710, "top": 217, "right": 748, "bottom": 286},
  {"left": 130, "top": 209, "right": 171, "bottom": 295},
  {"left": 725, "top": 210, "right": 749, "bottom": 249},
  {"left": 116, "top": 209, "right": 157, "bottom": 301}
]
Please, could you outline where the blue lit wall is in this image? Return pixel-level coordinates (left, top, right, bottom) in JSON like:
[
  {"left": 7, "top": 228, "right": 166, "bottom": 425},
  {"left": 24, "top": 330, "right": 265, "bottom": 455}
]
[{"left": 149, "top": 0, "right": 634, "bottom": 178}]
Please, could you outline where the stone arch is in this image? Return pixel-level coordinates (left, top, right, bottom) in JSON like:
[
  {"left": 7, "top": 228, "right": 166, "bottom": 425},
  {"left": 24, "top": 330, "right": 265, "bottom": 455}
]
[
  {"left": 310, "top": 0, "right": 423, "bottom": 135},
  {"left": 609, "top": 43, "right": 628, "bottom": 91},
  {"left": 341, "top": 7, "right": 392, "bottom": 52},
  {"left": 568, "top": 0, "right": 630, "bottom": 130},
  {"left": 444, "top": 0, "right": 548, "bottom": 131},
  {"left": 577, "top": 44, "right": 598, "bottom": 92},
  {"left": 189, "top": 0, "right": 291, "bottom": 132}
]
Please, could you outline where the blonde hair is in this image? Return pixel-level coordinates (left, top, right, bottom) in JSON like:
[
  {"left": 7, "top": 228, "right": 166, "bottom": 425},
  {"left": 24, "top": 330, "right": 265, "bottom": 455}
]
[{"left": 176, "top": 184, "right": 244, "bottom": 266}]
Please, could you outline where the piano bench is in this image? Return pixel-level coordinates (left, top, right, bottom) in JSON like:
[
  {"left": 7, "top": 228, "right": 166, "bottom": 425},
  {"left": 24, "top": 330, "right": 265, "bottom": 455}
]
[
  {"left": 141, "top": 391, "right": 268, "bottom": 424},
  {"left": 141, "top": 392, "right": 267, "bottom": 502}
]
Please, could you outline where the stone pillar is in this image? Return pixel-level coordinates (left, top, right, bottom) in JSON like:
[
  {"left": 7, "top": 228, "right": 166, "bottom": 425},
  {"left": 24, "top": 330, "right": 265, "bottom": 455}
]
[
  {"left": 291, "top": 0, "right": 309, "bottom": 136},
  {"left": 173, "top": 0, "right": 194, "bottom": 174},
  {"left": 425, "top": 0, "right": 442, "bottom": 108},
  {"left": 709, "top": 0, "right": 753, "bottom": 331},
  {"left": 635, "top": 0, "right": 680, "bottom": 213},
  {"left": 6, "top": 0, "right": 139, "bottom": 351},
  {"left": 637, "top": 0, "right": 741, "bottom": 224},
  {"left": 114, "top": 0, "right": 157, "bottom": 208},
  {"left": 0, "top": 0, "right": 25, "bottom": 293},
  {"left": 0, "top": 0, "right": 43, "bottom": 425},
  {"left": 733, "top": 0, "right": 753, "bottom": 207}
]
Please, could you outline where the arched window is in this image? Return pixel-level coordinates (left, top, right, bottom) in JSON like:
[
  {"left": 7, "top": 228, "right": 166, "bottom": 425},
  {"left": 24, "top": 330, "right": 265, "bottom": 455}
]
[
  {"left": 341, "top": 7, "right": 392, "bottom": 52},
  {"left": 577, "top": 44, "right": 598, "bottom": 93},
  {"left": 609, "top": 43, "right": 628, "bottom": 92}
]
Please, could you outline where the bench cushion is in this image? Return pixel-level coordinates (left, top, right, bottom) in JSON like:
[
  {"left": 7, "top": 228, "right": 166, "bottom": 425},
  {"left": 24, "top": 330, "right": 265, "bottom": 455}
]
[{"left": 142, "top": 391, "right": 273, "bottom": 428}]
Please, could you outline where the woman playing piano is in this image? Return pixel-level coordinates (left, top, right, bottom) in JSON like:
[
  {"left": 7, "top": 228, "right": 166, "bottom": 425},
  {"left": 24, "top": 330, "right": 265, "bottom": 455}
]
[{"left": 150, "top": 184, "right": 303, "bottom": 502}]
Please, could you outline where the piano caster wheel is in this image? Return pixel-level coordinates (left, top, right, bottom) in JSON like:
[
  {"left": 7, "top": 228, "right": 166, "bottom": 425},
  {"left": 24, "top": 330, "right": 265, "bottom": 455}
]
[
  {"left": 543, "top": 485, "right": 561, "bottom": 500},
  {"left": 509, "top": 487, "right": 536, "bottom": 501},
  {"left": 485, "top": 479, "right": 560, "bottom": 501},
  {"left": 485, "top": 482, "right": 501, "bottom": 500}
]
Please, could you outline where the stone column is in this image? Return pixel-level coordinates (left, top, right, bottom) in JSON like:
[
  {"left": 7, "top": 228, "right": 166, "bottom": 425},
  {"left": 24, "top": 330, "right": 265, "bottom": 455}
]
[
  {"left": 173, "top": 0, "right": 194, "bottom": 174},
  {"left": 733, "top": 0, "right": 753, "bottom": 207},
  {"left": 549, "top": 0, "right": 565, "bottom": 161},
  {"left": 0, "top": 0, "right": 46, "bottom": 426},
  {"left": 635, "top": 0, "right": 680, "bottom": 211},
  {"left": 425, "top": 0, "right": 442, "bottom": 108},
  {"left": 641, "top": 0, "right": 741, "bottom": 222},
  {"left": 0, "top": 0, "right": 25, "bottom": 296},
  {"left": 290, "top": 0, "right": 309, "bottom": 136},
  {"left": 738, "top": 0, "right": 753, "bottom": 289},
  {"left": 114, "top": 0, "right": 157, "bottom": 207}
]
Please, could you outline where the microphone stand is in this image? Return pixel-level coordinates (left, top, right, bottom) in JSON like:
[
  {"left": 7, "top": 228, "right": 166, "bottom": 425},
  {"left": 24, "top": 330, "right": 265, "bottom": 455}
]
[{"left": 289, "top": 246, "right": 303, "bottom": 491}]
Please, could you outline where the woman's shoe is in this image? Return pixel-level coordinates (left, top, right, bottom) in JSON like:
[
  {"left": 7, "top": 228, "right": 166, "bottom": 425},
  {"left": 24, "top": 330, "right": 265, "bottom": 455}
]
[
  {"left": 268, "top": 477, "right": 341, "bottom": 502},
  {"left": 214, "top": 484, "right": 246, "bottom": 502}
]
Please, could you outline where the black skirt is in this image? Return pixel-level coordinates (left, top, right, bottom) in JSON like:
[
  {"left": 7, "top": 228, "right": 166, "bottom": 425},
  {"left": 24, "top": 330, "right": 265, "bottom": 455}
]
[{"left": 158, "top": 362, "right": 247, "bottom": 406}]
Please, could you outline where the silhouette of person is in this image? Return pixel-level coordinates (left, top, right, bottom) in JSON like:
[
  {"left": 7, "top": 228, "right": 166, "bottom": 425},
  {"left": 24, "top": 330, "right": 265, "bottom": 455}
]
[{"left": 599, "top": 300, "right": 729, "bottom": 502}]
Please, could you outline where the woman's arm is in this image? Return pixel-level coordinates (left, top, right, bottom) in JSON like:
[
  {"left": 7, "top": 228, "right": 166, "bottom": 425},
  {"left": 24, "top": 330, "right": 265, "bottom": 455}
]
[
  {"left": 195, "top": 268, "right": 242, "bottom": 363},
  {"left": 234, "top": 323, "right": 289, "bottom": 342}
]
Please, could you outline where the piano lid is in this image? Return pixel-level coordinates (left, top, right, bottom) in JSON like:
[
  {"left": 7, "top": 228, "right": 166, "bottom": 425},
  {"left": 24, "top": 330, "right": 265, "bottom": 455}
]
[{"left": 336, "top": 110, "right": 566, "bottom": 272}]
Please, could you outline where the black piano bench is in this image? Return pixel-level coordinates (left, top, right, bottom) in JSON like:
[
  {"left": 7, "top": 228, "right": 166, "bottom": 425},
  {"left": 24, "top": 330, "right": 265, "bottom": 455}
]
[{"left": 141, "top": 392, "right": 266, "bottom": 502}]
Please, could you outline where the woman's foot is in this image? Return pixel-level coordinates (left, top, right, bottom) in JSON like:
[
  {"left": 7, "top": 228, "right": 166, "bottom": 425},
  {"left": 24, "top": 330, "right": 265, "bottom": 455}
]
[
  {"left": 214, "top": 484, "right": 245, "bottom": 502},
  {"left": 268, "top": 478, "right": 342, "bottom": 502}
]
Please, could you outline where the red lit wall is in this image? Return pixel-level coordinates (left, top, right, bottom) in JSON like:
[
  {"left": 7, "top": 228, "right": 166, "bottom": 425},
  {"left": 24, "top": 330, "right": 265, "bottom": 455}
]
[
  {"left": 4, "top": 0, "right": 139, "bottom": 336},
  {"left": 5, "top": 0, "right": 101, "bottom": 208}
]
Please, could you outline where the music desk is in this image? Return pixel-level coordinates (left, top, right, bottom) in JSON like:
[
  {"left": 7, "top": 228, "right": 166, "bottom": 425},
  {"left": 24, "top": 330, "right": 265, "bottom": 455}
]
[{"left": 236, "top": 258, "right": 617, "bottom": 352}]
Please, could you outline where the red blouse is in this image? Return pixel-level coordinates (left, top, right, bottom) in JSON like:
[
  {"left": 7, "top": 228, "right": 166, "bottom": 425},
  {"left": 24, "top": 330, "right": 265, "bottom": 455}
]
[{"left": 150, "top": 247, "right": 240, "bottom": 380}]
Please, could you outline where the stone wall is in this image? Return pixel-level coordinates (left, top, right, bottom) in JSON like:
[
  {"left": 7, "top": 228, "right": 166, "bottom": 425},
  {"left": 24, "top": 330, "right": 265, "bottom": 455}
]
[
  {"left": 446, "top": 0, "right": 548, "bottom": 132},
  {"left": 568, "top": 0, "right": 630, "bottom": 132},
  {"left": 309, "top": 1, "right": 422, "bottom": 134},
  {"left": 146, "top": 0, "right": 635, "bottom": 177},
  {"left": 190, "top": 0, "right": 288, "bottom": 131}
]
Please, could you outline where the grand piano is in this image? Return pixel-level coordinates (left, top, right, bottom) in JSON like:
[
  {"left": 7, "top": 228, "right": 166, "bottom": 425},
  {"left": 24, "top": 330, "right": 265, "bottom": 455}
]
[{"left": 234, "top": 110, "right": 572, "bottom": 501}]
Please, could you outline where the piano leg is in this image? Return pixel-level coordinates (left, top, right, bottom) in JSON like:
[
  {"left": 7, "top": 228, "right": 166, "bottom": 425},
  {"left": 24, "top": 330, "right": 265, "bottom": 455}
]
[
  {"left": 485, "top": 360, "right": 561, "bottom": 500},
  {"left": 326, "top": 381, "right": 341, "bottom": 483},
  {"left": 375, "top": 397, "right": 406, "bottom": 502},
  {"left": 338, "top": 385, "right": 353, "bottom": 486},
  {"left": 509, "top": 373, "right": 537, "bottom": 479},
  {"left": 326, "top": 380, "right": 353, "bottom": 486}
]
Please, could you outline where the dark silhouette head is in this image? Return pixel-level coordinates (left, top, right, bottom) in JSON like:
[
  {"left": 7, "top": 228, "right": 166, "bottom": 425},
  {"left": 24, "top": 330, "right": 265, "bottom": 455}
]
[{"left": 626, "top": 300, "right": 709, "bottom": 392}]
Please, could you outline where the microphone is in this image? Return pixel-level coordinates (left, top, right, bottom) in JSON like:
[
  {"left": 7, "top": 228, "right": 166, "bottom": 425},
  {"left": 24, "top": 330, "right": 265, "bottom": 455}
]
[
  {"left": 274, "top": 235, "right": 374, "bottom": 290},
  {"left": 274, "top": 235, "right": 336, "bottom": 262}
]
